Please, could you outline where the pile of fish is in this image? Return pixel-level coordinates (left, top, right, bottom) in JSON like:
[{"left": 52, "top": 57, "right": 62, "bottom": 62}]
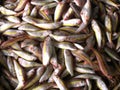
[{"left": 0, "top": 0, "right": 120, "bottom": 90}]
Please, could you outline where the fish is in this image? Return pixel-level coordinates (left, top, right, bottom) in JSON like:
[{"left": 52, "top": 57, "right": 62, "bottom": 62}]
[
  {"left": 39, "top": 64, "right": 53, "bottom": 83},
  {"left": 24, "top": 66, "right": 45, "bottom": 89},
  {"left": 14, "top": 0, "right": 28, "bottom": 12},
  {"left": 62, "top": 19, "right": 81, "bottom": 26},
  {"left": 42, "top": 37, "right": 53, "bottom": 66},
  {"left": 5, "top": 16, "right": 21, "bottom": 23},
  {"left": 0, "top": 6, "right": 17, "bottom": 15},
  {"left": 53, "top": 75, "right": 68, "bottom": 90},
  {"left": 0, "top": 34, "right": 29, "bottom": 49},
  {"left": 91, "top": 19, "right": 102, "bottom": 48},
  {"left": 32, "top": 82, "right": 54, "bottom": 90},
  {"left": 54, "top": 1, "right": 66, "bottom": 21},
  {"left": 12, "top": 50, "right": 37, "bottom": 61},
  {"left": 18, "top": 58, "right": 42, "bottom": 68},
  {"left": 64, "top": 49, "right": 74, "bottom": 76},
  {"left": 13, "top": 60, "right": 25, "bottom": 89},
  {"left": 104, "top": 47, "right": 120, "bottom": 61}
]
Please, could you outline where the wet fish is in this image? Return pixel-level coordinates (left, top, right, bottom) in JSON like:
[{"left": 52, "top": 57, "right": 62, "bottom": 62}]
[
  {"left": 62, "top": 19, "right": 81, "bottom": 26},
  {"left": 18, "top": 58, "right": 42, "bottom": 68},
  {"left": 54, "top": 41, "right": 77, "bottom": 50},
  {"left": 5, "top": 16, "right": 21, "bottom": 23},
  {"left": 13, "top": 60, "right": 25, "bottom": 89},
  {"left": 32, "top": 82, "right": 54, "bottom": 90},
  {"left": 12, "top": 50, "right": 37, "bottom": 61},
  {"left": 0, "top": 34, "right": 29, "bottom": 49},
  {"left": 3, "top": 29, "right": 25, "bottom": 37},
  {"left": 96, "top": 78, "right": 108, "bottom": 90},
  {"left": 14, "top": 0, "right": 28, "bottom": 11},
  {"left": 54, "top": 1, "right": 66, "bottom": 21},
  {"left": 64, "top": 49, "right": 74, "bottom": 76},
  {"left": 24, "top": 66, "right": 45, "bottom": 89},
  {"left": 18, "top": 23, "right": 40, "bottom": 31},
  {"left": 26, "top": 30, "right": 52, "bottom": 40},
  {"left": 53, "top": 75, "right": 68, "bottom": 90},
  {"left": 7, "top": 57, "right": 16, "bottom": 77},
  {"left": 42, "top": 37, "right": 53, "bottom": 66},
  {"left": 39, "top": 64, "right": 53, "bottom": 82},
  {"left": 0, "top": 6, "right": 16, "bottom": 15},
  {"left": 0, "top": 22, "right": 17, "bottom": 32},
  {"left": 104, "top": 47, "right": 120, "bottom": 61},
  {"left": 91, "top": 19, "right": 102, "bottom": 48},
  {"left": 67, "top": 78, "right": 86, "bottom": 88},
  {"left": 49, "top": 33, "right": 92, "bottom": 42}
]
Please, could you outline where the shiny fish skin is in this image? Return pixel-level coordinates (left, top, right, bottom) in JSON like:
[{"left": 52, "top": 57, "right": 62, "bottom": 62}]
[
  {"left": 24, "top": 66, "right": 45, "bottom": 89},
  {"left": 7, "top": 57, "right": 16, "bottom": 77},
  {"left": 96, "top": 79, "right": 108, "bottom": 90},
  {"left": 0, "top": 0, "right": 119, "bottom": 90},
  {"left": 0, "top": 6, "right": 16, "bottom": 15},
  {"left": 18, "top": 23, "right": 40, "bottom": 31},
  {"left": 50, "top": 33, "right": 92, "bottom": 42},
  {"left": 0, "top": 34, "right": 29, "bottom": 49},
  {"left": 5, "top": 16, "right": 21, "bottom": 23},
  {"left": 54, "top": 1, "right": 66, "bottom": 21},
  {"left": 104, "top": 47, "right": 120, "bottom": 61},
  {"left": 12, "top": 50, "right": 37, "bottom": 61},
  {"left": 39, "top": 64, "right": 53, "bottom": 83},
  {"left": 53, "top": 75, "right": 68, "bottom": 90},
  {"left": 105, "top": 14, "right": 114, "bottom": 47},
  {"left": 74, "top": 74, "right": 101, "bottom": 80},
  {"left": 91, "top": 19, "right": 102, "bottom": 48},
  {"left": 13, "top": 60, "right": 25, "bottom": 89},
  {"left": 30, "top": 6, "right": 38, "bottom": 17},
  {"left": 3, "top": 29, "right": 25, "bottom": 37},
  {"left": 42, "top": 37, "right": 53, "bottom": 66},
  {"left": 80, "top": 0, "right": 91, "bottom": 24},
  {"left": 18, "top": 58, "right": 42, "bottom": 68},
  {"left": 32, "top": 82, "right": 54, "bottom": 90},
  {"left": 62, "top": 19, "right": 81, "bottom": 27},
  {"left": 64, "top": 49, "right": 74, "bottom": 76},
  {"left": 34, "top": 22, "right": 62, "bottom": 30},
  {"left": 75, "top": 67, "right": 95, "bottom": 74},
  {"left": 66, "top": 78, "right": 86, "bottom": 88},
  {"left": 14, "top": 0, "right": 28, "bottom": 12},
  {"left": 26, "top": 30, "right": 52, "bottom": 40},
  {"left": 0, "top": 22, "right": 17, "bottom": 32},
  {"left": 54, "top": 41, "right": 77, "bottom": 50}
]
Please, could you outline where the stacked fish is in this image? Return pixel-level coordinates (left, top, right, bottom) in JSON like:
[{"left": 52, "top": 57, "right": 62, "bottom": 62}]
[{"left": 0, "top": 0, "right": 120, "bottom": 90}]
